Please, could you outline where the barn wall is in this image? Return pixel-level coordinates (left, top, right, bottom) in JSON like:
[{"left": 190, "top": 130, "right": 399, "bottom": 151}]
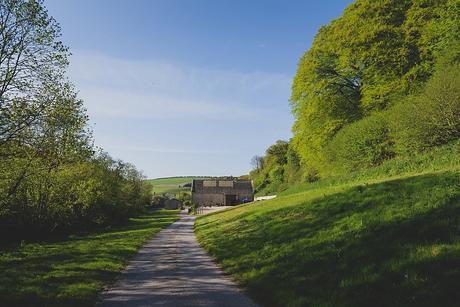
[
  {"left": 191, "top": 179, "right": 254, "bottom": 206},
  {"left": 192, "top": 193, "right": 254, "bottom": 206},
  {"left": 192, "top": 193, "right": 225, "bottom": 206}
]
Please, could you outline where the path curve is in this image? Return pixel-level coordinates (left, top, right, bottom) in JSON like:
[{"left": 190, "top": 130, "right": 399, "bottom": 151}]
[{"left": 98, "top": 211, "right": 258, "bottom": 307}]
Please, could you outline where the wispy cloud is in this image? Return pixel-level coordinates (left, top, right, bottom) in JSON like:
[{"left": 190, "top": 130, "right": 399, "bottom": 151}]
[
  {"left": 65, "top": 50, "right": 294, "bottom": 178},
  {"left": 106, "top": 145, "right": 227, "bottom": 155},
  {"left": 68, "top": 50, "right": 291, "bottom": 120}
]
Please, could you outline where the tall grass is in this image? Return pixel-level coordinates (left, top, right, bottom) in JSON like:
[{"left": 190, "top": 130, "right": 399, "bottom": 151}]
[{"left": 282, "top": 139, "right": 460, "bottom": 196}]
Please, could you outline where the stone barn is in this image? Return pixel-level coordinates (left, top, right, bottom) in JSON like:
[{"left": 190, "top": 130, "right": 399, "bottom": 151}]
[
  {"left": 191, "top": 179, "right": 254, "bottom": 206},
  {"left": 164, "top": 198, "right": 182, "bottom": 210}
]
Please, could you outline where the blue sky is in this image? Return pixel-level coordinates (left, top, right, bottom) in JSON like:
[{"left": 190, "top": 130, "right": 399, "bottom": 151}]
[{"left": 45, "top": 0, "right": 353, "bottom": 178}]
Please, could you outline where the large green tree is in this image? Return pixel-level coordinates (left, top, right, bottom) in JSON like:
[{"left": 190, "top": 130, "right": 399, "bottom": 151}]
[
  {"left": 0, "top": 0, "right": 151, "bottom": 238},
  {"left": 291, "top": 0, "right": 459, "bottom": 174},
  {"left": 0, "top": 0, "right": 69, "bottom": 146}
]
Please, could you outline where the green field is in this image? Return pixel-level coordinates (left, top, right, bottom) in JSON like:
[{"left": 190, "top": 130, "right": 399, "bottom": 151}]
[
  {"left": 195, "top": 141, "right": 460, "bottom": 307},
  {"left": 0, "top": 210, "right": 179, "bottom": 306},
  {"left": 145, "top": 176, "right": 209, "bottom": 196}
]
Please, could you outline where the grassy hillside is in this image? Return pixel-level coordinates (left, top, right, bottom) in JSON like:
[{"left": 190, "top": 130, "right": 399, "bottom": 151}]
[
  {"left": 0, "top": 210, "right": 179, "bottom": 306},
  {"left": 145, "top": 177, "right": 197, "bottom": 186},
  {"left": 150, "top": 185, "right": 189, "bottom": 196},
  {"left": 144, "top": 177, "right": 205, "bottom": 195},
  {"left": 195, "top": 142, "right": 460, "bottom": 307}
]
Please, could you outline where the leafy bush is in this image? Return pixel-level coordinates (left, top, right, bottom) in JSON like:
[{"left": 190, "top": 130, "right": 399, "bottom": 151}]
[
  {"left": 177, "top": 192, "right": 192, "bottom": 206},
  {"left": 290, "top": 0, "right": 458, "bottom": 173},
  {"left": 249, "top": 140, "right": 304, "bottom": 195},
  {"left": 327, "top": 113, "right": 395, "bottom": 172},
  {"left": 391, "top": 63, "right": 460, "bottom": 153},
  {"left": 0, "top": 152, "right": 151, "bottom": 240}
]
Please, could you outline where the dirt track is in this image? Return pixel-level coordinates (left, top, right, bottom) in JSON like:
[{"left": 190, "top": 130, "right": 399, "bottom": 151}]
[{"left": 98, "top": 211, "right": 257, "bottom": 307}]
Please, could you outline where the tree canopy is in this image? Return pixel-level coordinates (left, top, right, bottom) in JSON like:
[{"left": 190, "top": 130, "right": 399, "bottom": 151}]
[
  {"left": 0, "top": 0, "right": 151, "bottom": 240},
  {"left": 290, "top": 0, "right": 460, "bottom": 174},
  {"left": 251, "top": 0, "right": 460, "bottom": 192}
]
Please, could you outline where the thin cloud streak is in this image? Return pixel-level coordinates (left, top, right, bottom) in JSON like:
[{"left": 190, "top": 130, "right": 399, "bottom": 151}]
[
  {"left": 68, "top": 50, "right": 291, "bottom": 121},
  {"left": 65, "top": 50, "right": 294, "bottom": 177},
  {"left": 106, "top": 145, "right": 228, "bottom": 155},
  {"left": 77, "top": 88, "right": 267, "bottom": 120}
]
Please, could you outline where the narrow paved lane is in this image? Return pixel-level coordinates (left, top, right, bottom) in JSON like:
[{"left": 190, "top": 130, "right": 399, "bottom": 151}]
[{"left": 98, "top": 212, "right": 257, "bottom": 307}]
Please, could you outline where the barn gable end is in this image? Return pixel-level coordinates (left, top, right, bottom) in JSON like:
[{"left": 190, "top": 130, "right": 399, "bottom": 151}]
[{"left": 191, "top": 179, "right": 254, "bottom": 206}]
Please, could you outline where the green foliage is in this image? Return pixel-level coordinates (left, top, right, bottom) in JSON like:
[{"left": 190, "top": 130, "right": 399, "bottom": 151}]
[
  {"left": 252, "top": 0, "right": 460, "bottom": 192},
  {"left": 290, "top": 0, "right": 460, "bottom": 174},
  {"left": 250, "top": 140, "right": 303, "bottom": 195},
  {"left": 320, "top": 55, "right": 459, "bottom": 173},
  {"left": 177, "top": 192, "right": 192, "bottom": 207},
  {"left": 0, "top": 0, "right": 152, "bottom": 240},
  {"left": 327, "top": 113, "right": 395, "bottom": 173},
  {"left": 283, "top": 139, "right": 460, "bottom": 197},
  {"left": 0, "top": 210, "right": 179, "bottom": 306},
  {"left": 266, "top": 140, "right": 289, "bottom": 164},
  {"left": 196, "top": 149, "right": 460, "bottom": 307},
  {"left": 0, "top": 0, "right": 70, "bottom": 145},
  {"left": 0, "top": 151, "right": 152, "bottom": 239},
  {"left": 391, "top": 62, "right": 460, "bottom": 153},
  {"left": 242, "top": 2, "right": 460, "bottom": 305}
]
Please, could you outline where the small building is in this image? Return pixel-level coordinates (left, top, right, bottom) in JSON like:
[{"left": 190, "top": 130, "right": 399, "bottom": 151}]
[
  {"left": 164, "top": 198, "right": 182, "bottom": 210},
  {"left": 191, "top": 179, "right": 254, "bottom": 206}
]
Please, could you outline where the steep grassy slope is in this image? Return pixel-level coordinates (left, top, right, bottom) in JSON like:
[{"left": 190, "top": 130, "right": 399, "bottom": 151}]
[{"left": 195, "top": 142, "right": 460, "bottom": 307}]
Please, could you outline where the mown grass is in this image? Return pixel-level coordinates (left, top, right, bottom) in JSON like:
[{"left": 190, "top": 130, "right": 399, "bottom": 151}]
[
  {"left": 0, "top": 210, "right": 179, "bottom": 306},
  {"left": 195, "top": 143, "right": 460, "bottom": 307}
]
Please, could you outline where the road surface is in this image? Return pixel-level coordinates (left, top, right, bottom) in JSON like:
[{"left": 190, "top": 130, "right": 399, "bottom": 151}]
[{"left": 98, "top": 211, "right": 258, "bottom": 307}]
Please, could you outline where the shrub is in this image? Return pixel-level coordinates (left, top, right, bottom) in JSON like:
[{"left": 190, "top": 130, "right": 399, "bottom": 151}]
[
  {"left": 327, "top": 113, "right": 395, "bottom": 172},
  {"left": 390, "top": 63, "right": 460, "bottom": 154},
  {"left": 0, "top": 152, "right": 151, "bottom": 241}
]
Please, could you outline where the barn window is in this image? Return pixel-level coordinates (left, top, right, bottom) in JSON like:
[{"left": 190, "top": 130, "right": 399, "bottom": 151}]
[{"left": 203, "top": 180, "right": 217, "bottom": 187}]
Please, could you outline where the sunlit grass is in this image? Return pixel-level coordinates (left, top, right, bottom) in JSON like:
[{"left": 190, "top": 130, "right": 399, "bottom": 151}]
[
  {"left": 0, "top": 210, "right": 179, "bottom": 306},
  {"left": 281, "top": 139, "right": 460, "bottom": 197},
  {"left": 196, "top": 147, "right": 460, "bottom": 306}
]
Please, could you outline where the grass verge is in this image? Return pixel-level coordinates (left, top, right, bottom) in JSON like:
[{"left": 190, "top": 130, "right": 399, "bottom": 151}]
[
  {"left": 0, "top": 209, "right": 179, "bottom": 306},
  {"left": 195, "top": 146, "right": 460, "bottom": 306}
]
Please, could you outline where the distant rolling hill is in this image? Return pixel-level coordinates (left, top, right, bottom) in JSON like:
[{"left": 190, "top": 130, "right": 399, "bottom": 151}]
[{"left": 144, "top": 176, "right": 210, "bottom": 196}]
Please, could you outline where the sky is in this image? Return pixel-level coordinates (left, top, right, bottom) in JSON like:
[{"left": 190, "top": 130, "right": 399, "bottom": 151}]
[{"left": 44, "top": 0, "right": 353, "bottom": 178}]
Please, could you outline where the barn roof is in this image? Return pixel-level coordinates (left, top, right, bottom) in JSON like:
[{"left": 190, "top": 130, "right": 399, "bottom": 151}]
[{"left": 192, "top": 179, "right": 253, "bottom": 193}]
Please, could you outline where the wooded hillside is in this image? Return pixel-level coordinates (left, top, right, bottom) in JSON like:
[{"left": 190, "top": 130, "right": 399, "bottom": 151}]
[{"left": 251, "top": 0, "right": 460, "bottom": 194}]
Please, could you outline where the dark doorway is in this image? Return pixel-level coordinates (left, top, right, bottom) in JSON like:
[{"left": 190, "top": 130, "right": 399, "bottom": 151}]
[{"left": 225, "top": 194, "right": 237, "bottom": 205}]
